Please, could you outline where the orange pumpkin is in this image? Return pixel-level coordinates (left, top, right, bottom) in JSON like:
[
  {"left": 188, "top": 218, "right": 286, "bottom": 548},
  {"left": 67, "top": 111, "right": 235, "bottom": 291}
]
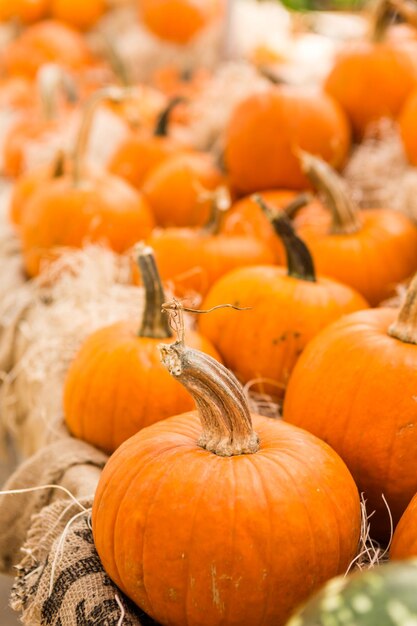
[
  {"left": 0, "top": 0, "right": 49, "bottom": 23},
  {"left": 224, "top": 85, "right": 350, "bottom": 195},
  {"left": 108, "top": 97, "right": 185, "bottom": 190},
  {"left": 296, "top": 152, "right": 417, "bottom": 306},
  {"left": 92, "top": 326, "right": 360, "bottom": 626},
  {"left": 143, "top": 152, "right": 224, "bottom": 227},
  {"left": 390, "top": 492, "right": 417, "bottom": 559},
  {"left": 2, "top": 20, "right": 92, "bottom": 79},
  {"left": 64, "top": 246, "right": 220, "bottom": 454},
  {"left": 284, "top": 272, "right": 417, "bottom": 541},
  {"left": 137, "top": 0, "right": 223, "bottom": 44},
  {"left": 50, "top": 0, "right": 106, "bottom": 30},
  {"left": 199, "top": 200, "right": 368, "bottom": 397}
]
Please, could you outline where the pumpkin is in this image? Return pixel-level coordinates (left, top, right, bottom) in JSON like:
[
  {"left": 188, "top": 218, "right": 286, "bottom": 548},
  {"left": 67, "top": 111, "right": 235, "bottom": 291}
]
[
  {"left": 324, "top": 1, "right": 417, "bottom": 138},
  {"left": 64, "top": 246, "right": 220, "bottom": 454},
  {"left": 92, "top": 318, "right": 361, "bottom": 626},
  {"left": 137, "top": 0, "right": 223, "bottom": 45},
  {"left": 199, "top": 199, "right": 368, "bottom": 397},
  {"left": 0, "top": 0, "right": 49, "bottom": 23},
  {"left": 108, "top": 97, "right": 186, "bottom": 190},
  {"left": 147, "top": 188, "right": 275, "bottom": 297},
  {"left": 390, "top": 492, "right": 417, "bottom": 559},
  {"left": 19, "top": 87, "right": 155, "bottom": 277},
  {"left": 285, "top": 559, "right": 417, "bottom": 626},
  {"left": 50, "top": 0, "right": 106, "bottom": 30},
  {"left": 296, "top": 152, "right": 417, "bottom": 306},
  {"left": 284, "top": 272, "right": 417, "bottom": 542},
  {"left": 0, "top": 77, "right": 33, "bottom": 110},
  {"left": 224, "top": 85, "right": 350, "bottom": 195},
  {"left": 2, "top": 20, "right": 92, "bottom": 79},
  {"left": 143, "top": 152, "right": 224, "bottom": 227}
]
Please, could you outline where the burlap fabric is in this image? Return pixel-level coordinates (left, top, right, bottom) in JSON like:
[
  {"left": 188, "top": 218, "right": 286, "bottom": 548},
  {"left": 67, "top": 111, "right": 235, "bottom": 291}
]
[{"left": 0, "top": 438, "right": 158, "bottom": 625}]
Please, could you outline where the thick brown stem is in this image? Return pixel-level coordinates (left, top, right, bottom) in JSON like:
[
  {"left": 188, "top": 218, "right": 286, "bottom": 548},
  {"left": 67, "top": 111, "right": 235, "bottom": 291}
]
[
  {"left": 388, "top": 273, "right": 417, "bottom": 344},
  {"left": 137, "top": 245, "right": 172, "bottom": 339},
  {"left": 298, "top": 151, "right": 361, "bottom": 235},
  {"left": 255, "top": 195, "right": 316, "bottom": 282},
  {"left": 201, "top": 186, "right": 231, "bottom": 235},
  {"left": 283, "top": 192, "right": 313, "bottom": 219},
  {"left": 160, "top": 340, "right": 259, "bottom": 456},
  {"left": 72, "top": 86, "right": 126, "bottom": 187},
  {"left": 372, "top": 0, "right": 398, "bottom": 41},
  {"left": 154, "top": 97, "right": 184, "bottom": 137}
]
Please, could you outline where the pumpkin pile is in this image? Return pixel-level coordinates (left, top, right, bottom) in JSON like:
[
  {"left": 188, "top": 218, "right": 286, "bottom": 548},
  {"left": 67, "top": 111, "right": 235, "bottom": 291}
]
[{"left": 2, "top": 0, "right": 417, "bottom": 624}]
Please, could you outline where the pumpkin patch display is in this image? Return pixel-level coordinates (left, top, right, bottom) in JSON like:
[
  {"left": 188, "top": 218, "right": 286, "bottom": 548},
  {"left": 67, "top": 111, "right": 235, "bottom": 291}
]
[
  {"left": 224, "top": 85, "right": 350, "bottom": 194},
  {"left": 285, "top": 560, "right": 417, "bottom": 626},
  {"left": 284, "top": 272, "right": 417, "bottom": 541},
  {"left": 92, "top": 317, "right": 361, "bottom": 626},
  {"left": 64, "top": 246, "right": 220, "bottom": 454},
  {"left": 390, "top": 492, "right": 417, "bottom": 559},
  {"left": 199, "top": 199, "right": 368, "bottom": 396},
  {"left": 296, "top": 152, "right": 417, "bottom": 306}
]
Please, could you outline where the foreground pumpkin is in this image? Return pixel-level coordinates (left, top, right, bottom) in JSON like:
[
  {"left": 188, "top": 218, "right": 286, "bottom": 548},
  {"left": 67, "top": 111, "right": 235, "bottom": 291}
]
[
  {"left": 199, "top": 199, "right": 368, "bottom": 396},
  {"left": 285, "top": 560, "right": 417, "bottom": 626},
  {"left": 390, "top": 492, "right": 417, "bottom": 559},
  {"left": 224, "top": 85, "right": 350, "bottom": 194},
  {"left": 92, "top": 315, "right": 361, "bottom": 626},
  {"left": 296, "top": 152, "right": 417, "bottom": 306},
  {"left": 20, "top": 87, "right": 155, "bottom": 277},
  {"left": 284, "top": 272, "right": 417, "bottom": 541},
  {"left": 64, "top": 247, "right": 220, "bottom": 454}
]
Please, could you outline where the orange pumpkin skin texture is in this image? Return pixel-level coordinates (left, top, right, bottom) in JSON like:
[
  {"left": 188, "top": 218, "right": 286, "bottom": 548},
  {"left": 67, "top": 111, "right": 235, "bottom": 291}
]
[
  {"left": 399, "top": 88, "right": 417, "bottom": 165},
  {"left": 3, "top": 20, "right": 92, "bottom": 79},
  {"left": 325, "top": 42, "right": 417, "bottom": 139},
  {"left": 390, "top": 493, "right": 417, "bottom": 560},
  {"left": 143, "top": 152, "right": 224, "bottom": 227},
  {"left": 138, "top": 0, "right": 222, "bottom": 44},
  {"left": 284, "top": 307, "right": 417, "bottom": 542},
  {"left": 199, "top": 266, "right": 368, "bottom": 396},
  {"left": 92, "top": 340, "right": 360, "bottom": 626},
  {"left": 20, "top": 174, "right": 155, "bottom": 277},
  {"left": 0, "top": 0, "right": 49, "bottom": 23},
  {"left": 50, "top": 0, "right": 106, "bottom": 30},
  {"left": 224, "top": 87, "right": 350, "bottom": 195}
]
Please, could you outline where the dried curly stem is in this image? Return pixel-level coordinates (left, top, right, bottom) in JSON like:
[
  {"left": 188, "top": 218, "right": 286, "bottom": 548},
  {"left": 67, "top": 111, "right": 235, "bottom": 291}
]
[
  {"left": 136, "top": 245, "right": 172, "bottom": 339},
  {"left": 388, "top": 272, "right": 417, "bottom": 344},
  {"left": 298, "top": 151, "right": 362, "bottom": 235},
  {"left": 160, "top": 301, "right": 259, "bottom": 456},
  {"left": 154, "top": 96, "right": 184, "bottom": 137}
]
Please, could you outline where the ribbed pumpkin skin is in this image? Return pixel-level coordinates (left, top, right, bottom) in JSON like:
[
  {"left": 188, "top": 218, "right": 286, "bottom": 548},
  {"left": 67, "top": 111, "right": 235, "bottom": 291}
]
[
  {"left": 199, "top": 266, "right": 368, "bottom": 396},
  {"left": 64, "top": 323, "right": 220, "bottom": 454},
  {"left": 391, "top": 493, "right": 417, "bottom": 560},
  {"left": 284, "top": 308, "right": 417, "bottom": 541},
  {"left": 92, "top": 413, "right": 360, "bottom": 626},
  {"left": 224, "top": 87, "right": 350, "bottom": 194},
  {"left": 20, "top": 174, "right": 155, "bottom": 277},
  {"left": 325, "top": 42, "right": 417, "bottom": 138},
  {"left": 297, "top": 209, "right": 417, "bottom": 306},
  {"left": 286, "top": 560, "right": 417, "bottom": 626}
]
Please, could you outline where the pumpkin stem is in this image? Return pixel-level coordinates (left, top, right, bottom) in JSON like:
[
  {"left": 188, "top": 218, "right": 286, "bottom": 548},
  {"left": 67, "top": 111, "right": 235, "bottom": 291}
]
[
  {"left": 136, "top": 245, "right": 172, "bottom": 339},
  {"left": 159, "top": 325, "right": 259, "bottom": 457},
  {"left": 200, "top": 185, "right": 232, "bottom": 235},
  {"left": 388, "top": 273, "right": 417, "bottom": 344},
  {"left": 255, "top": 195, "right": 316, "bottom": 283},
  {"left": 52, "top": 150, "right": 66, "bottom": 178},
  {"left": 298, "top": 151, "right": 362, "bottom": 235},
  {"left": 37, "top": 63, "right": 77, "bottom": 122},
  {"left": 154, "top": 97, "right": 184, "bottom": 137},
  {"left": 283, "top": 192, "right": 313, "bottom": 219},
  {"left": 72, "top": 86, "right": 126, "bottom": 187},
  {"left": 372, "top": 0, "right": 398, "bottom": 41},
  {"left": 101, "top": 36, "right": 132, "bottom": 88}
]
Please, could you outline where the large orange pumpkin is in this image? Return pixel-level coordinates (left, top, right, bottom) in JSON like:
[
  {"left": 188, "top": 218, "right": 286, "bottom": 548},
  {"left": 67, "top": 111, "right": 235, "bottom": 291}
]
[
  {"left": 64, "top": 246, "right": 220, "bottom": 454},
  {"left": 92, "top": 328, "right": 361, "bottom": 626},
  {"left": 390, "top": 492, "right": 417, "bottom": 559},
  {"left": 296, "top": 152, "right": 417, "bottom": 306},
  {"left": 199, "top": 200, "right": 368, "bottom": 396},
  {"left": 284, "top": 272, "right": 417, "bottom": 542},
  {"left": 224, "top": 86, "right": 350, "bottom": 194}
]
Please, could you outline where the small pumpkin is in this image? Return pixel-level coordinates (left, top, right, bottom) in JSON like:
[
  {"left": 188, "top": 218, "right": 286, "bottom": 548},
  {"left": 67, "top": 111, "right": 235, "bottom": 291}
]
[
  {"left": 285, "top": 559, "right": 417, "bottom": 626},
  {"left": 0, "top": 0, "right": 49, "bottom": 23},
  {"left": 50, "top": 0, "right": 106, "bottom": 31},
  {"left": 284, "top": 272, "right": 417, "bottom": 542},
  {"left": 390, "top": 492, "right": 417, "bottom": 559},
  {"left": 20, "top": 87, "right": 155, "bottom": 277},
  {"left": 296, "top": 152, "right": 417, "bottom": 306},
  {"left": 92, "top": 316, "right": 361, "bottom": 626},
  {"left": 199, "top": 199, "right": 368, "bottom": 396},
  {"left": 224, "top": 85, "right": 350, "bottom": 194},
  {"left": 64, "top": 246, "right": 220, "bottom": 454}
]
